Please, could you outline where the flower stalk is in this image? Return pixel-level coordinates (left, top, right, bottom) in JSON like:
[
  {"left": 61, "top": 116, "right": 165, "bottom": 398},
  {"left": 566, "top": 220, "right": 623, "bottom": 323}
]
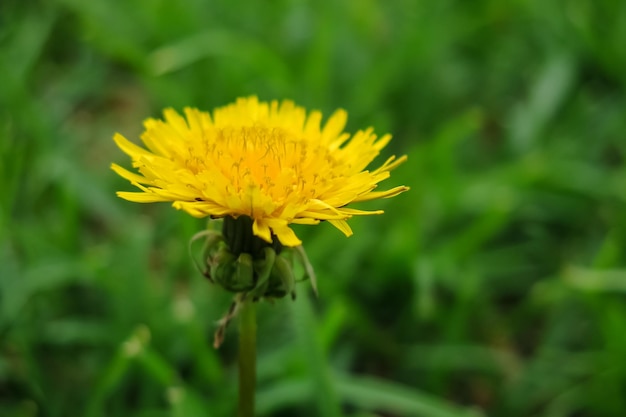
[{"left": 238, "top": 299, "right": 257, "bottom": 417}]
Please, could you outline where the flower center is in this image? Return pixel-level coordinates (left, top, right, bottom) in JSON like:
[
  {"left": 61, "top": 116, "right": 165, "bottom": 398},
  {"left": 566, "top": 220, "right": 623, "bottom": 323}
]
[{"left": 182, "top": 125, "right": 340, "bottom": 217}]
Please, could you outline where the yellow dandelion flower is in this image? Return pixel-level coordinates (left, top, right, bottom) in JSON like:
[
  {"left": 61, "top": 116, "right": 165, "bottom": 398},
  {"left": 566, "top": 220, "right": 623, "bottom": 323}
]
[{"left": 112, "top": 96, "right": 408, "bottom": 247}]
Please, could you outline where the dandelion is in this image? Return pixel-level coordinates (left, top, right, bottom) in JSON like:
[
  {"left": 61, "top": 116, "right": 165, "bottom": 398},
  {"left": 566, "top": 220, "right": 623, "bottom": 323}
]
[
  {"left": 112, "top": 96, "right": 408, "bottom": 416},
  {"left": 111, "top": 96, "right": 407, "bottom": 247}
]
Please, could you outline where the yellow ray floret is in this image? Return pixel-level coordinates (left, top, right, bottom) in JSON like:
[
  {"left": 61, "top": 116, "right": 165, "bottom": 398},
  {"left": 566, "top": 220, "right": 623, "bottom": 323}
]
[{"left": 112, "top": 96, "right": 408, "bottom": 246}]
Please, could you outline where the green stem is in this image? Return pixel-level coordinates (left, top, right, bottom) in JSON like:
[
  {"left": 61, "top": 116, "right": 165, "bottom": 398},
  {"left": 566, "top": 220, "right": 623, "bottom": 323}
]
[{"left": 238, "top": 299, "right": 256, "bottom": 417}]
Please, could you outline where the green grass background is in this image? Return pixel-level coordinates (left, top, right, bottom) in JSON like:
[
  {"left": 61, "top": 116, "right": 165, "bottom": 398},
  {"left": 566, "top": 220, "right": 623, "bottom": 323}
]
[{"left": 2, "top": 0, "right": 626, "bottom": 416}]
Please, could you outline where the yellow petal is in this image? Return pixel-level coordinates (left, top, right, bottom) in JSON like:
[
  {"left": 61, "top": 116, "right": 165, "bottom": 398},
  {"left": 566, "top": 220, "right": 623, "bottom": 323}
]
[
  {"left": 111, "top": 163, "right": 152, "bottom": 185},
  {"left": 352, "top": 186, "right": 410, "bottom": 203},
  {"left": 321, "top": 109, "right": 347, "bottom": 142},
  {"left": 116, "top": 191, "right": 172, "bottom": 203},
  {"left": 267, "top": 220, "right": 302, "bottom": 246},
  {"left": 338, "top": 208, "right": 384, "bottom": 216},
  {"left": 291, "top": 218, "right": 321, "bottom": 225},
  {"left": 252, "top": 219, "right": 272, "bottom": 243},
  {"left": 328, "top": 219, "right": 353, "bottom": 237},
  {"left": 304, "top": 110, "right": 322, "bottom": 136},
  {"left": 373, "top": 134, "right": 392, "bottom": 151},
  {"left": 163, "top": 108, "right": 190, "bottom": 135},
  {"left": 184, "top": 107, "right": 213, "bottom": 132},
  {"left": 113, "top": 133, "right": 152, "bottom": 158},
  {"left": 173, "top": 201, "right": 235, "bottom": 217},
  {"left": 297, "top": 211, "right": 346, "bottom": 220},
  {"left": 372, "top": 155, "right": 408, "bottom": 175}
]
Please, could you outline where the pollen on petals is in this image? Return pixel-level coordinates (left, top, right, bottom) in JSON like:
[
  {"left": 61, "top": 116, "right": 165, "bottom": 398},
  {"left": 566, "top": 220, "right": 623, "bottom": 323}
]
[{"left": 112, "top": 96, "right": 408, "bottom": 246}]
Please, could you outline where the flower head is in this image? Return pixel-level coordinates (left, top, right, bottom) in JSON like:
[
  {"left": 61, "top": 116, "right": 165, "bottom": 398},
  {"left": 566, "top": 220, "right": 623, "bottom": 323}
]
[{"left": 112, "top": 96, "right": 408, "bottom": 246}]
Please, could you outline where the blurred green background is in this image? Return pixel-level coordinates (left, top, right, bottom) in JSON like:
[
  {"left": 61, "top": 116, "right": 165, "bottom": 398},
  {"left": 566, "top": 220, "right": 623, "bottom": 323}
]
[{"left": 2, "top": 0, "right": 626, "bottom": 416}]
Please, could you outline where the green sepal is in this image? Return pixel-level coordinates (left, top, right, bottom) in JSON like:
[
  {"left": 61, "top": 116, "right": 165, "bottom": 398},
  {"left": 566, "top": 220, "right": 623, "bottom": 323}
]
[
  {"left": 249, "top": 247, "right": 276, "bottom": 299},
  {"left": 266, "top": 255, "right": 296, "bottom": 299},
  {"left": 210, "top": 247, "right": 237, "bottom": 290},
  {"left": 211, "top": 247, "right": 255, "bottom": 292},
  {"left": 234, "top": 253, "right": 255, "bottom": 291},
  {"left": 188, "top": 229, "right": 224, "bottom": 282}
]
